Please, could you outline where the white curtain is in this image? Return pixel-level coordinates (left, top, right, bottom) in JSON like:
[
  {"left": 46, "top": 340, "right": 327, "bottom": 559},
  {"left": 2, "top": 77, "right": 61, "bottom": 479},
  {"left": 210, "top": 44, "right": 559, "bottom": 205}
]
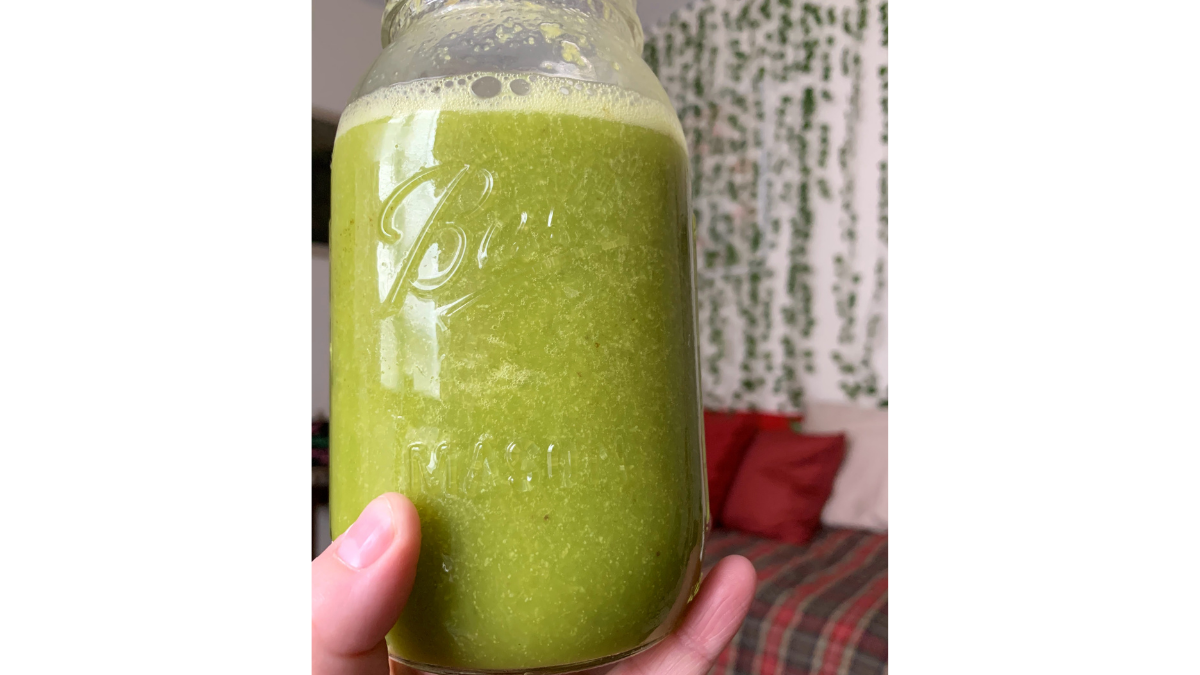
[{"left": 644, "top": 0, "right": 888, "bottom": 411}]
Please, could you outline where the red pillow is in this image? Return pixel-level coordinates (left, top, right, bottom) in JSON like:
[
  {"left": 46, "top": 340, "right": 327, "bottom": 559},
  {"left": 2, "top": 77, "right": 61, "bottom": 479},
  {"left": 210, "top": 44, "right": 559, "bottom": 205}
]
[
  {"left": 755, "top": 412, "right": 804, "bottom": 433},
  {"left": 703, "top": 410, "right": 759, "bottom": 524},
  {"left": 720, "top": 431, "right": 846, "bottom": 546}
]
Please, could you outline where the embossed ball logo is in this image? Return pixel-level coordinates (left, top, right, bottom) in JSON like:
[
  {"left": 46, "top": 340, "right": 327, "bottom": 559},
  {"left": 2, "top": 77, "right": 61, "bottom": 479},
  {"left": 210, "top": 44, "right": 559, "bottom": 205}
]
[
  {"left": 378, "top": 162, "right": 559, "bottom": 325},
  {"left": 377, "top": 164, "right": 576, "bottom": 494},
  {"left": 378, "top": 163, "right": 494, "bottom": 312}
]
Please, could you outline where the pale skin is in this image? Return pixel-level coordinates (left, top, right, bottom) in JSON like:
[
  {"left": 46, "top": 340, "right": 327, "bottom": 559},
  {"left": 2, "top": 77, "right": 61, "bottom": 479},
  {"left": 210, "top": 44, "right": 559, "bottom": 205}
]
[{"left": 312, "top": 493, "right": 758, "bottom": 675}]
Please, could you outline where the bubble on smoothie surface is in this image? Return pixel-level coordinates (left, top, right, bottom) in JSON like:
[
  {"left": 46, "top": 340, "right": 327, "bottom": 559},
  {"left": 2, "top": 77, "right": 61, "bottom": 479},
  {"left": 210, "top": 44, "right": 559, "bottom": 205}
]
[
  {"left": 510, "top": 78, "right": 532, "bottom": 96},
  {"left": 337, "top": 72, "right": 684, "bottom": 149},
  {"left": 471, "top": 76, "right": 503, "bottom": 99}
]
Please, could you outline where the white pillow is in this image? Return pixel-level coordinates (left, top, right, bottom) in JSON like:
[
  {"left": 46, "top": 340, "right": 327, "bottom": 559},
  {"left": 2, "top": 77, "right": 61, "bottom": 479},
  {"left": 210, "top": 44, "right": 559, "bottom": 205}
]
[{"left": 803, "top": 401, "right": 888, "bottom": 532}]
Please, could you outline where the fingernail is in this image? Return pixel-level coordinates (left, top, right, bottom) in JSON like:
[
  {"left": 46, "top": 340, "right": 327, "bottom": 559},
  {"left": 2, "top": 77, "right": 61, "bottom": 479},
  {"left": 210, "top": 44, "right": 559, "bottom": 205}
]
[{"left": 336, "top": 497, "right": 395, "bottom": 569}]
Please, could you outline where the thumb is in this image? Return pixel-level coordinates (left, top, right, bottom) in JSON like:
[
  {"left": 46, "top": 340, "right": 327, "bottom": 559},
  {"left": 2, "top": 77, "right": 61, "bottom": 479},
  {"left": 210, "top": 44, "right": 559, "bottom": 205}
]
[{"left": 313, "top": 493, "right": 421, "bottom": 675}]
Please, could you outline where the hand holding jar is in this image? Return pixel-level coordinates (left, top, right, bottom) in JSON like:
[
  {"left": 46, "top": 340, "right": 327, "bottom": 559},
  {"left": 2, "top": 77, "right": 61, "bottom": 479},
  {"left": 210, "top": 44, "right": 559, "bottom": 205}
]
[{"left": 313, "top": 494, "right": 756, "bottom": 675}]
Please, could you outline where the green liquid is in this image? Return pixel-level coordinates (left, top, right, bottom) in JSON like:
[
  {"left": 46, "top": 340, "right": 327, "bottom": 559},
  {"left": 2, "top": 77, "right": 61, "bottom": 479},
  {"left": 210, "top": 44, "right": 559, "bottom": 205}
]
[{"left": 330, "top": 76, "right": 705, "bottom": 672}]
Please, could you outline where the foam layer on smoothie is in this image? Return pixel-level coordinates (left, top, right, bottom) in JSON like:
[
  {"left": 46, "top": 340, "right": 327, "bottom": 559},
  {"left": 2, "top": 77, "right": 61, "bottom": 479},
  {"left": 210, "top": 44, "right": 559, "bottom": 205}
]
[{"left": 337, "top": 72, "right": 685, "bottom": 148}]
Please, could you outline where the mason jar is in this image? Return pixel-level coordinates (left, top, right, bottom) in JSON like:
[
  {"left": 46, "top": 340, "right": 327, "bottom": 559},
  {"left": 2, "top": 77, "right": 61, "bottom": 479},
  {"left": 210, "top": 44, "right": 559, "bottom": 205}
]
[{"left": 329, "top": 1, "right": 706, "bottom": 672}]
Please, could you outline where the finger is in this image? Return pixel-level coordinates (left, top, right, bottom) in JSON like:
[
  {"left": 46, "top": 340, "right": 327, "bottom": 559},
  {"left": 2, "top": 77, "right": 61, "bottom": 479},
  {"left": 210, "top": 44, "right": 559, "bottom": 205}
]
[
  {"left": 609, "top": 555, "right": 757, "bottom": 675},
  {"left": 313, "top": 493, "right": 422, "bottom": 675}
]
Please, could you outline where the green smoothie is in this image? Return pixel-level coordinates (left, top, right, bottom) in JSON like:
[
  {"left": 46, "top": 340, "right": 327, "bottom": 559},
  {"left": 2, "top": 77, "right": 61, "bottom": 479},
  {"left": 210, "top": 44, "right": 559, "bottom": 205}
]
[{"left": 330, "top": 73, "right": 706, "bottom": 672}]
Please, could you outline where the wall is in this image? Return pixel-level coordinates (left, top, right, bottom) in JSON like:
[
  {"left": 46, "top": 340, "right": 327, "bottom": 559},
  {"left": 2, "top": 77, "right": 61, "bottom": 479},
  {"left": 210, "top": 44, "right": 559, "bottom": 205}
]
[
  {"left": 637, "top": 0, "right": 694, "bottom": 31},
  {"left": 313, "top": 246, "right": 331, "bottom": 418},
  {"left": 313, "top": 0, "right": 385, "bottom": 119}
]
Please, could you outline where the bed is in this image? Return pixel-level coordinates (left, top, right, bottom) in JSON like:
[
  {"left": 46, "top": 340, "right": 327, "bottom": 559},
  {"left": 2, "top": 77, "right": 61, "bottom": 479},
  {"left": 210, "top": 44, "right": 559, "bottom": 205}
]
[{"left": 702, "top": 528, "right": 888, "bottom": 675}]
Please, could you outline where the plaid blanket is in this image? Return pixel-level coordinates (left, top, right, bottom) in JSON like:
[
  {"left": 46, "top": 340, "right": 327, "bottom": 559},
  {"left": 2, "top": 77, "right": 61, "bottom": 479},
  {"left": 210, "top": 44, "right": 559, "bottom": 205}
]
[{"left": 702, "top": 528, "right": 888, "bottom": 675}]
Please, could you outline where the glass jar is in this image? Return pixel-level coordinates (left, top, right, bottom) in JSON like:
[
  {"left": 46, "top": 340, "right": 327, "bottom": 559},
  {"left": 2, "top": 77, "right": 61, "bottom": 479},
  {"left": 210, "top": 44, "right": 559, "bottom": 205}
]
[{"left": 329, "top": 1, "right": 706, "bottom": 672}]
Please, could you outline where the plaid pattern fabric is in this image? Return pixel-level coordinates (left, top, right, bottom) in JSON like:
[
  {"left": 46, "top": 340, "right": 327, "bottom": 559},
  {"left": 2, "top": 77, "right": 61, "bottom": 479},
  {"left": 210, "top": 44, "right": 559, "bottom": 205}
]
[{"left": 703, "top": 528, "right": 888, "bottom": 675}]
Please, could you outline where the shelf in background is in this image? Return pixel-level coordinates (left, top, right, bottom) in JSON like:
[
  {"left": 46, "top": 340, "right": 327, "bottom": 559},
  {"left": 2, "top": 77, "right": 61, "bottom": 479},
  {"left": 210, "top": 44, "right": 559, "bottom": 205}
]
[{"left": 313, "top": 117, "right": 337, "bottom": 244}]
